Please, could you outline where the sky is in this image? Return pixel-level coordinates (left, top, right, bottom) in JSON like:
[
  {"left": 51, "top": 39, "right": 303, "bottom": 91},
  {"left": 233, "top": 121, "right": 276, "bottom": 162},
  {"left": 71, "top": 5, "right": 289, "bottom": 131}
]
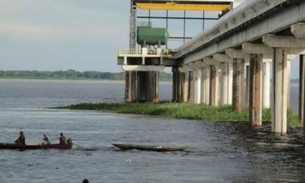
[{"left": 0, "top": 0, "right": 299, "bottom": 78}]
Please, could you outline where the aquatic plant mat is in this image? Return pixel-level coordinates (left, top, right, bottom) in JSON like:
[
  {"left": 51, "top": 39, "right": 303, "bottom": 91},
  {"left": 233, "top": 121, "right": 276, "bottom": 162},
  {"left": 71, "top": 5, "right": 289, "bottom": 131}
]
[{"left": 56, "top": 103, "right": 301, "bottom": 127}]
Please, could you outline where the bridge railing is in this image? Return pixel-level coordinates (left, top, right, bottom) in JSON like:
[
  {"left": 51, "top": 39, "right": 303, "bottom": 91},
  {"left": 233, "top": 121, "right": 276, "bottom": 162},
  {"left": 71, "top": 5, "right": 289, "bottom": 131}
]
[
  {"left": 118, "top": 49, "right": 173, "bottom": 56},
  {"left": 118, "top": 49, "right": 142, "bottom": 55}
]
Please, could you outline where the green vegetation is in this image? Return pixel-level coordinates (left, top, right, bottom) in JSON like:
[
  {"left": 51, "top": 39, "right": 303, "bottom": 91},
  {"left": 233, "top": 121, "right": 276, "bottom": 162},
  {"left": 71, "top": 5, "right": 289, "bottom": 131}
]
[
  {"left": 0, "top": 70, "right": 173, "bottom": 81},
  {"left": 57, "top": 102, "right": 301, "bottom": 126}
]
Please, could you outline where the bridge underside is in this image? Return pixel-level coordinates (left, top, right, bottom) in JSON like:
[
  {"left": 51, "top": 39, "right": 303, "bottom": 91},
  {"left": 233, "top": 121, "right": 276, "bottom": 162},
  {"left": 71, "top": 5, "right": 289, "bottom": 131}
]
[{"left": 171, "top": 0, "right": 305, "bottom": 136}]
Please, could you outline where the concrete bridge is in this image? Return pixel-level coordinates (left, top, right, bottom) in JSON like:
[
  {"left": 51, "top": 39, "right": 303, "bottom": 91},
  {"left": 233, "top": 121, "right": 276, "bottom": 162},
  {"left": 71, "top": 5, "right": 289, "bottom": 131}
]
[{"left": 118, "top": 0, "right": 305, "bottom": 135}]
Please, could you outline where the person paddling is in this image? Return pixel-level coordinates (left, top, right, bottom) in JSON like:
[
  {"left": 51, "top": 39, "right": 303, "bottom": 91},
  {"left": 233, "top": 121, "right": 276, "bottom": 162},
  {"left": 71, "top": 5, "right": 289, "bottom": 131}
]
[
  {"left": 15, "top": 131, "right": 26, "bottom": 145},
  {"left": 59, "top": 133, "right": 67, "bottom": 145},
  {"left": 42, "top": 133, "right": 51, "bottom": 144}
]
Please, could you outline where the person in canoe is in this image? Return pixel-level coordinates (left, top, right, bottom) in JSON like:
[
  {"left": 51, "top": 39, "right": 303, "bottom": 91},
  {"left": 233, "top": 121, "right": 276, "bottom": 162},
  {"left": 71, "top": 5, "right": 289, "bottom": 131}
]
[
  {"left": 42, "top": 133, "right": 50, "bottom": 145},
  {"left": 15, "top": 131, "right": 26, "bottom": 145},
  {"left": 82, "top": 179, "right": 89, "bottom": 183},
  {"left": 59, "top": 133, "right": 67, "bottom": 145}
]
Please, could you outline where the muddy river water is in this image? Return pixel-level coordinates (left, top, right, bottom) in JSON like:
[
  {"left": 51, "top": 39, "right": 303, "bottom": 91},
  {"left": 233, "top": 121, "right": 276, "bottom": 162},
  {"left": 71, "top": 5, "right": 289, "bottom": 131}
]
[{"left": 0, "top": 79, "right": 304, "bottom": 183}]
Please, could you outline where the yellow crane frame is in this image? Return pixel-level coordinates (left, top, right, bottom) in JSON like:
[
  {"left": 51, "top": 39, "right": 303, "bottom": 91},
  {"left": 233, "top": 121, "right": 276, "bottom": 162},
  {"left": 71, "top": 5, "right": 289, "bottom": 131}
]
[{"left": 135, "top": 1, "right": 233, "bottom": 11}]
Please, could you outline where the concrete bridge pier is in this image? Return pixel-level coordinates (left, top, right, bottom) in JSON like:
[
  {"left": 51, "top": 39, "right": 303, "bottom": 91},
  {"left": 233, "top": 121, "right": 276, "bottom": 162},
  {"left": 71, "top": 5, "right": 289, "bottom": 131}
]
[
  {"left": 203, "top": 58, "right": 220, "bottom": 106},
  {"left": 271, "top": 48, "right": 288, "bottom": 134},
  {"left": 285, "top": 55, "right": 296, "bottom": 109},
  {"left": 219, "top": 63, "right": 229, "bottom": 105},
  {"left": 262, "top": 59, "right": 271, "bottom": 108},
  {"left": 189, "top": 62, "right": 203, "bottom": 104},
  {"left": 136, "top": 71, "right": 159, "bottom": 102},
  {"left": 189, "top": 70, "right": 196, "bottom": 103},
  {"left": 300, "top": 55, "right": 305, "bottom": 142},
  {"left": 299, "top": 55, "right": 305, "bottom": 123},
  {"left": 186, "top": 68, "right": 194, "bottom": 103},
  {"left": 181, "top": 71, "right": 189, "bottom": 102},
  {"left": 209, "top": 65, "right": 220, "bottom": 106},
  {"left": 213, "top": 54, "right": 231, "bottom": 105},
  {"left": 202, "top": 66, "right": 210, "bottom": 105},
  {"left": 194, "top": 69, "right": 203, "bottom": 104},
  {"left": 175, "top": 67, "right": 194, "bottom": 103},
  {"left": 291, "top": 23, "right": 305, "bottom": 140},
  {"left": 249, "top": 54, "right": 263, "bottom": 126},
  {"left": 125, "top": 71, "right": 137, "bottom": 102},
  {"left": 122, "top": 65, "right": 165, "bottom": 103},
  {"left": 262, "top": 33, "right": 305, "bottom": 134},
  {"left": 245, "top": 64, "right": 250, "bottom": 106},
  {"left": 232, "top": 58, "right": 245, "bottom": 112},
  {"left": 176, "top": 67, "right": 189, "bottom": 103},
  {"left": 172, "top": 67, "right": 180, "bottom": 102},
  {"left": 242, "top": 43, "right": 271, "bottom": 126},
  {"left": 225, "top": 49, "right": 249, "bottom": 111},
  {"left": 228, "top": 63, "right": 233, "bottom": 105},
  {"left": 179, "top": 71, "right": 187, "bottom": 102}
]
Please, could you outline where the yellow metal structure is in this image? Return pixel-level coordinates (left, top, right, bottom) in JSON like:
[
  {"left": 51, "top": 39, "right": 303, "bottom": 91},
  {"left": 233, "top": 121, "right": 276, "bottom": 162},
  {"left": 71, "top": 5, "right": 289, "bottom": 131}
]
[{"left": 136, "top": 2, "right": 231, "bottom": 11}]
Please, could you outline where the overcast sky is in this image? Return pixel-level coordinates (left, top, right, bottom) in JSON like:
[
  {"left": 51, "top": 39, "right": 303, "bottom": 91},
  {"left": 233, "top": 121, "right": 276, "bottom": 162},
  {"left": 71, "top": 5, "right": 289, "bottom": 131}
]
[{"left": 0, "top": 0, "right": 299, "bottom": 78}]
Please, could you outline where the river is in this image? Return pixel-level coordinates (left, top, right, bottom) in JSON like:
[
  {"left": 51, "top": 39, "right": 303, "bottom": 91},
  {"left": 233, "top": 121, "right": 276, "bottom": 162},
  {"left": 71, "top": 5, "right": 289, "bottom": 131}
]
[{"left": 0, "top": 79, "right": 304, "bottom": 183}]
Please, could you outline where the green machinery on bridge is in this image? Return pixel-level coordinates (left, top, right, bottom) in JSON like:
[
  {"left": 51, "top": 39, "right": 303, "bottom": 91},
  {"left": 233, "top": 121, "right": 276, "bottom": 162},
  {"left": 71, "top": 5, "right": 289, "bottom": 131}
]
[{"left": 137, "top": 27, "right": 169, "bottom": 47}]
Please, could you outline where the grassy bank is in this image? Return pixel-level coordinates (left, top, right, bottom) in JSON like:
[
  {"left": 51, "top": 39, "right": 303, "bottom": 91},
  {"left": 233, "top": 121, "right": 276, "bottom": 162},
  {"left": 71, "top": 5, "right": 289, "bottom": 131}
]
[{"left": 57, "top": 102, "right": 301, "bottom": 127}]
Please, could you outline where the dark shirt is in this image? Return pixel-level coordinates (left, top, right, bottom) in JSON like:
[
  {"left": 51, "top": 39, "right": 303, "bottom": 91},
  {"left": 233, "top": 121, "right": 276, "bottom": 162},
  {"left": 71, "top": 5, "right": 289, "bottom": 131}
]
[{"left": 15, "top": 135, "right": 26, "bottom": 145}]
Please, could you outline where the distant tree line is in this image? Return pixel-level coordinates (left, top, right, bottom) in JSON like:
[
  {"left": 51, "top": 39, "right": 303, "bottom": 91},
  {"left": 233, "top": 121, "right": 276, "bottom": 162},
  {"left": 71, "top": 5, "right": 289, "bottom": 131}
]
[{"left": 0, "top": 70, "right": 173, "bottom": 81}]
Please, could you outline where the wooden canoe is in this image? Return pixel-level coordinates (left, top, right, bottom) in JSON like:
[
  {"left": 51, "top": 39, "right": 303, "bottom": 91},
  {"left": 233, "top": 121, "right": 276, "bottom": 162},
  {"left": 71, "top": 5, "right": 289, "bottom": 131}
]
[
  {"left": 0, "top": 143, "right": 73, "bottom": 150},
  {"left": 112, "top": 143, "right": 188, "bottom": 152}
]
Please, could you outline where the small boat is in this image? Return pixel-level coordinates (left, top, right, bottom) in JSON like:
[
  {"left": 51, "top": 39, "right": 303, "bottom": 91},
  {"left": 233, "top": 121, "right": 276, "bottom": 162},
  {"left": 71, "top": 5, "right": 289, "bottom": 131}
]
[
  {"left": 112, "top": 143, "right": 188, "bottom": 152},
  {"left": 0, "top": 143, "right": 73, "bottom": 150}
]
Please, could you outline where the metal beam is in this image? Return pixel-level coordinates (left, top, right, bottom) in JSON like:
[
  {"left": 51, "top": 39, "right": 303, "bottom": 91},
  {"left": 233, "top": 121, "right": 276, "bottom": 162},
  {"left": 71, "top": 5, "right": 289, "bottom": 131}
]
[{"left": 136, "top": 3, "right": 231, "bottom": 11}]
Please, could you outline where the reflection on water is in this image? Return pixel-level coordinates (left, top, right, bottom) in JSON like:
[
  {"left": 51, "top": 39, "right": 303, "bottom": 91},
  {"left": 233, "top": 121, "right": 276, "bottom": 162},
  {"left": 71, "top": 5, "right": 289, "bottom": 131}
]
[{"left": 0, "top": 80, "right": 304, "bottom": 183}]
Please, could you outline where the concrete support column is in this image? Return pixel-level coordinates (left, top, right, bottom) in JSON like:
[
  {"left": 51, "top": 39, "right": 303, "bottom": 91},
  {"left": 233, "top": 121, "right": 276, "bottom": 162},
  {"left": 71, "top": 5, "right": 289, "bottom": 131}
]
[
  {"left": 151, "top": 72, "right": 159, "bottom": 103},
  {"left": 232, "top": 58, "right": 245, "bottom": 112},
  {"left": 188, "top": 71, "right": 195, "bottom": 103},
  {"left": 181, "top": 72, "right": 188, "bottom": 102},
  {"left": 188, "top": 71, "right": 194, "bottom": 103},
  {"left": 271, "top": 48, "right": 288, "bottom": 134},
  {"left": 200, "top": 68, "right": 205, "bottom": 104},
  {"left": 299, "top": 54, "right": 305, "bottom": 143},
  {"left": 299, "top": 55, "right": 305, "bottom": 122},
  {"left": 220, "top": 63, "right": 228, "bottom": 105},
  {"left": 228, "top": 63, "right": 233, "bottom": 105},
  {"left": 194, "top": 69, "right": 202, "bottom": 104},
  {"left": 210, "top": 65, "right": 219, "bottom": 106},
  {"left": 125, "top": 71, "right": 137, "bottom": 102},
  {"left": 172, "top": 67, "right": 180, "bottom": 102},
  {"left": 136, "top": 71, "right": 159, "bottom": 102},
  {"left": 249, "top": 54, "right": 263, "bottom": 126},
  {"left": 245, "top": 65, "right": 250, "bottom": 105},
  {"left": 203, "top": 67, "right": 210, "bottom": 104},
  {"left": 262, "top": 60, "right": 271, "bottom": 108},
  {"left": 287, "top": 59, "right": 291, "bottom": 108}
]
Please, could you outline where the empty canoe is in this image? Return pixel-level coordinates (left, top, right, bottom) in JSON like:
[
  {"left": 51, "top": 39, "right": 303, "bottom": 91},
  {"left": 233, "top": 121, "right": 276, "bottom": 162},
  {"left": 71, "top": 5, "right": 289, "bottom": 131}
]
[{"left": 112, "top": 143, "right": 187, "bottom": 152}]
